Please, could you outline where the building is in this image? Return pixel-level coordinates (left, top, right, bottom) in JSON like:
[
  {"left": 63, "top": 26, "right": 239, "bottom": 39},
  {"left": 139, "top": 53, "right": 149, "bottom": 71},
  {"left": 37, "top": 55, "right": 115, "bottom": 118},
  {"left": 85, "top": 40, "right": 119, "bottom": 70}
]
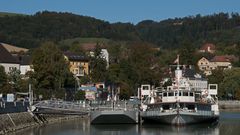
[
  {"left": 64, "top": 51, "right": 90, "bottom": 77},
  {"left": 197, "top": 56, "right": 232, "bottom": 75},
  {"left": 13, "top": 55, "right": 33, "bottom": 75},
  {"left": 199, "top": 43, "right": 216, "bottom": 53},
  {"left": 0, "top": 44, "right": 20, "bottom": 73}
]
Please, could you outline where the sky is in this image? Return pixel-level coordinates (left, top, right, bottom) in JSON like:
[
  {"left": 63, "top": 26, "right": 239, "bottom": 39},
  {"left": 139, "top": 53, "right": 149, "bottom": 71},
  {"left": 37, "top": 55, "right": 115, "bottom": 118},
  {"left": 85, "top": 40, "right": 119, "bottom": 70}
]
[{"left": 0, "top": 0, "right": 240, "bottom": 24}]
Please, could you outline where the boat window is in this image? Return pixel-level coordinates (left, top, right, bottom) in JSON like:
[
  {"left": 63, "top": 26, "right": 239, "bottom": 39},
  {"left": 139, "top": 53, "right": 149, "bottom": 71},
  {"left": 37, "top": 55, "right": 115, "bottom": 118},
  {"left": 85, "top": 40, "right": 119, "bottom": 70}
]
[
  {"left": 179, "top": 92, "right": 182, "bottom": 96},
  {"left": 183, "top": 92, "right": 188, "bottom": 96},
  {"left": 175, "top": 92, "right": 178, "bottom": 96},
  {"left": 143, "top": 86, "right": 149, "bottom": 90},
  {"left": 187, "top": 104, "right": 195, "bottom": 110},
  {"left": 168, "top": 92, "right": 174, "bottom": 96},
  {"left": 190, "top": 92, "right": 194, "bottom": 96},
  {"left": 163, "top": 92, "right": 167, "bottom": 97},
  {"left": 163, "top": 105, "right": 170, "bottom": 110}
]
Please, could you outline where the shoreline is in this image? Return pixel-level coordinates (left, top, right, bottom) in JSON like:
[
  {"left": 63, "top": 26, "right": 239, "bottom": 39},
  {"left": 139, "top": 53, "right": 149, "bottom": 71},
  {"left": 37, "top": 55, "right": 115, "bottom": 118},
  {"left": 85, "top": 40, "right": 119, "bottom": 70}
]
[
  {"left": 218, "top": 100, "right": 240, "bottom": 110},
  {"left": 0, "top": 112, "right": 87, "bottom": 135}
]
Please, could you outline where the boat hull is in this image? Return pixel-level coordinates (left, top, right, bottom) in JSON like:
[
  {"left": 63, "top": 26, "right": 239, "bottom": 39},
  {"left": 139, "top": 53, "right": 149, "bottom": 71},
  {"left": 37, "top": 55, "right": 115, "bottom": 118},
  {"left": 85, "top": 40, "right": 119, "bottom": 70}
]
[{"left": 142, "top": 111, "right": 219, "bottom": 125}]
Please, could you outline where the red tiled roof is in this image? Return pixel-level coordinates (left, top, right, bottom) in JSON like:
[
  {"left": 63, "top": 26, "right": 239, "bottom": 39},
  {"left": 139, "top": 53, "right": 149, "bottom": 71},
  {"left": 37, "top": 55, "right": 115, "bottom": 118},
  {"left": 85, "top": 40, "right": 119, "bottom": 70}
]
[
  {"left": 210, "top": 56, "right": 231, "bottom": 62},
  {"left": 200, "top": 43, "right": 216, "bottom": 51}
]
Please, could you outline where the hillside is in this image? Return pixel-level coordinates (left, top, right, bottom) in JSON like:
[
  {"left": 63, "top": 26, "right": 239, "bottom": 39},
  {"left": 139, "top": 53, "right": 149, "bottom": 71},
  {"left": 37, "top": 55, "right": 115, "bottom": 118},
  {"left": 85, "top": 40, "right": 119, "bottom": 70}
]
[
  {"left": 0, "top": 11, "right": 240, "bottom": 49},
  {"left": 0, "top": 12, "right": 26, "bottom": 17}
]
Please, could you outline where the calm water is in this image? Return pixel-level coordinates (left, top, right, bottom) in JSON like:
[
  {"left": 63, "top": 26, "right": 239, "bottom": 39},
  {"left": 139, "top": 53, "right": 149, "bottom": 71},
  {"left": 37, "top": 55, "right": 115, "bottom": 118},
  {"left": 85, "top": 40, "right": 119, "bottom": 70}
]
[{"left": 9, "top": 111, "right": 240, "bottom": 135}]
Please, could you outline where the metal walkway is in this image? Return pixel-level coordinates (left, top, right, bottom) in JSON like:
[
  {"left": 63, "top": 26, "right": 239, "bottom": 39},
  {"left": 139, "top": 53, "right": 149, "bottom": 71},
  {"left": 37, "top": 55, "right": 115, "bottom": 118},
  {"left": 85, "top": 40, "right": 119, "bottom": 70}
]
[{"left": 32, "top": 100, "right": 90, "bottom": 115}]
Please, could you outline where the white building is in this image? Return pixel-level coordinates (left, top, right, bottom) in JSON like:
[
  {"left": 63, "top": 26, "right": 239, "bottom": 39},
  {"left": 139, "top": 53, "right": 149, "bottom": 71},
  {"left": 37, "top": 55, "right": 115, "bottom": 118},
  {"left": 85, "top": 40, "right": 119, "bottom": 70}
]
[{"left": 0, "top": 44, "right": 20, "bottom": 73}]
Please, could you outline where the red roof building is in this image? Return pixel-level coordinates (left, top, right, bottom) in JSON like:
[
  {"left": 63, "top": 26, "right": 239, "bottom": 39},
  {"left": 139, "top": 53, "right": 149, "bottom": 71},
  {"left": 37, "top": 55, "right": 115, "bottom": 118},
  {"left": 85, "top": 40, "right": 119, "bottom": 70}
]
[{"left": 199, "top": 43, "right": 216, "bottom": 53}]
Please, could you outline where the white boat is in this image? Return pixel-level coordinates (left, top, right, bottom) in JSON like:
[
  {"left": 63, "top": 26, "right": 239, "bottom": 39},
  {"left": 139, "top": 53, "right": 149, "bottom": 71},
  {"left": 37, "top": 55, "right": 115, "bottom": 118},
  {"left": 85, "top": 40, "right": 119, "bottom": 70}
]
[{"left": 140, "top": 61, "right": 219, "bottom": 125}]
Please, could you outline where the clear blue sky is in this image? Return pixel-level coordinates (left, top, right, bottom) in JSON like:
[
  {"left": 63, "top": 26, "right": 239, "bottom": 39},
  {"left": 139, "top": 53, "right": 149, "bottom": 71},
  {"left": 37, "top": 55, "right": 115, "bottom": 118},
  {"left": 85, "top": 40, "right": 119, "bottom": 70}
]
[{"left": 0, "top": 0, "right": 240, "bottom": 24}]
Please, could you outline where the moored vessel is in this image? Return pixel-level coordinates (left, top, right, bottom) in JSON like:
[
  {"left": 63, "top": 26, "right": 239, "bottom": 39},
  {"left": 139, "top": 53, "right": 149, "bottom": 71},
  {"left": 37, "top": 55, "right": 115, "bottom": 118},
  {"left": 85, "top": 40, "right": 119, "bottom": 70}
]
[{"left": 140, "top": 57, "right": 219, "bottom": 125}]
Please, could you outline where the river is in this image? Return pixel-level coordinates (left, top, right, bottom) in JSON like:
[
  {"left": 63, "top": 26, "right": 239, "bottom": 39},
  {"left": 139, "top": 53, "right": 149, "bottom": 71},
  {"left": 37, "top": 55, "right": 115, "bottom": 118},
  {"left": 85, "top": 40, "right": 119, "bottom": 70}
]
[{"left": 8, "top": 111, "right": 240, "bottom": 135}]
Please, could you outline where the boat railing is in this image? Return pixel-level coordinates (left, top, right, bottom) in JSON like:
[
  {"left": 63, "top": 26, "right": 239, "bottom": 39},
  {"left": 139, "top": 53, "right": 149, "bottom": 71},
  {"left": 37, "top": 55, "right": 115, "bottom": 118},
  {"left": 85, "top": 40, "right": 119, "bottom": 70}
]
[{"left": 90, "top": 100, "right": 138, "bottom": 111}]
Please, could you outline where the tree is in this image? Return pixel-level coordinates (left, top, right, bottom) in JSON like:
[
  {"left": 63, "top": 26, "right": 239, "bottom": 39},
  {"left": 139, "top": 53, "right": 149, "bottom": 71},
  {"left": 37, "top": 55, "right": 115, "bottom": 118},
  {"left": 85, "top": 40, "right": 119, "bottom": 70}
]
[
  {"left": 8, "top": 68, "right": 21, "bottom": 92},
  {"left": 89, "top": 44, "right": 107, "bottom": 82},
  {"left": 32, "top": 42, "right": 71, "bottom": 98},
  {"left": 219, "top": 68, "right": 240, "bottom": 99},
  {"left": 0, "top": 66, "right": 8, "bottom": 93},
  {"left": 178, "top": 40, "right": 196, "bottom": 65}
]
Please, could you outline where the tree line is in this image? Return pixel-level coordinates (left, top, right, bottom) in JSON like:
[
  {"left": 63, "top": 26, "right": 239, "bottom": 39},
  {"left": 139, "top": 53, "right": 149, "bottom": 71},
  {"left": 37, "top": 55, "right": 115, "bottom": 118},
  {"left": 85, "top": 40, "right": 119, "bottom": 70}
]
[{"left": 1, "top": 11, "right": 240, "bottom": 49}]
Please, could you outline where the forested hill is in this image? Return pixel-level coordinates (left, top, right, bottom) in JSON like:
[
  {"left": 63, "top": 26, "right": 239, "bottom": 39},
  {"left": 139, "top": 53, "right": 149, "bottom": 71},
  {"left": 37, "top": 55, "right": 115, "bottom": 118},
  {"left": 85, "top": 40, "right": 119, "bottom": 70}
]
[{"left": 0, "top": 11, "right": 240, "bottom": 48}]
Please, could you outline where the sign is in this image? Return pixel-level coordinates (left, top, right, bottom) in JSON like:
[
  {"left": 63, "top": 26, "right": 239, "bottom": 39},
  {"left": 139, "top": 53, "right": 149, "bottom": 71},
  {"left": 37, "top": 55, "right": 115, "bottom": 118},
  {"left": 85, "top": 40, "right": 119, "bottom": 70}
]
[{"left": 7, "top": 94, "right": 14, "bottom": 102}]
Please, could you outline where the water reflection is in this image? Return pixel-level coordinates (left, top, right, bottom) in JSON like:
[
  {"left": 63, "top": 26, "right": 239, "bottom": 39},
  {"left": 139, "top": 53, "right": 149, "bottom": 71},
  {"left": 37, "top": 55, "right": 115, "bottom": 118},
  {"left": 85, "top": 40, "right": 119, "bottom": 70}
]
[
  {"left": 141, "top": 123, "right": 219, "bottom": 135},
  {"left": 8, "top": 111, "right": 240, "bottom": 135}
]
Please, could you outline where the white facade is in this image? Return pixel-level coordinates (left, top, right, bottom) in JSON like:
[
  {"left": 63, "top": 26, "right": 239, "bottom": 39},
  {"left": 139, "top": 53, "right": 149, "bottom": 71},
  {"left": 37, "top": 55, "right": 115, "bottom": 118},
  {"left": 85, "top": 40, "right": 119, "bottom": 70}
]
[
  {"left": 20, "top": 65, "right": 33, "bottom": 75},
  {"left": 101, "top": 49, "right": 109, "bottom": 68},
  {"left": 188, "top": 78, "right": 208, "bottom": 91},
  {"left": 0, "top": 63, "right": 20, "bottom": 73}
]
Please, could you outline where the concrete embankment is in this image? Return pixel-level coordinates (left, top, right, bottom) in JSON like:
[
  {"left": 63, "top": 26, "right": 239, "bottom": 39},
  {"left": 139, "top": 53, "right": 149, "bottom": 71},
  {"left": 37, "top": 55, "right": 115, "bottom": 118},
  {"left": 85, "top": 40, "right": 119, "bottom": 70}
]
[
  {"left": 219, "top": 100, "right": 240, "bottom": 110},
  {"left": 0, "top": 112, "right": 85, "bottom": 134}
]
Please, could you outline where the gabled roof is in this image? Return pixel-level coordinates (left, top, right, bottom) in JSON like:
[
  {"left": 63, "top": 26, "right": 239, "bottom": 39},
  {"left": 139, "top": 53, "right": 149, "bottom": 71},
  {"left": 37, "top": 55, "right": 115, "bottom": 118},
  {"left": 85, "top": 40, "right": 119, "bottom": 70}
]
[
  {"left": 210, "top": 56, "right": 231, "bottom": 62},
  {"left": 1, "top": 42, "right": 28, "bottom": 53},
  {"left": 0, "top": 43, "right": 18, "bottom": 64}
]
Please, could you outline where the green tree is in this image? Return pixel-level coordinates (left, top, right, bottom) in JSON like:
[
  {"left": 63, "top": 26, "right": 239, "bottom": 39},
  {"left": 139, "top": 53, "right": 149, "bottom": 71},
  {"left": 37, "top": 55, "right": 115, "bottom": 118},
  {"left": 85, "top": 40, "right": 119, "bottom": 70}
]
[
  {"left": 178, "top": 40, "right": 195, "bottom": 65},
  {"left": 32, "top": 42, "right": 71, "bottom": 99},
  {"left": 219, "top": 68, "right": 240, "bottom": 99},
  {"left": 8, "top": 68, "right": 21, "bottom": 92},
  {"left": 0, "top": 66, "right": 7, "bottom": 87},
  {"left": 89, "top": 44, "right": 107, "bottom": 82},
  {"left": 75, "top": 91, "right": 85, "bottom": 100}
]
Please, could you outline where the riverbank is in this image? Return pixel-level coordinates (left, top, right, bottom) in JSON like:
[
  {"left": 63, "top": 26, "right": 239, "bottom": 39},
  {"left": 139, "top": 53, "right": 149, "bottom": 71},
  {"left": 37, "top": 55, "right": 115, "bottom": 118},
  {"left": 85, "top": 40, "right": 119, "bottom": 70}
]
[
  {"left": 219, "top": 100, "right": 240, "bottom": 110},
  {"left": 0, "top": 112, "right": 86, "bottom": 135}
]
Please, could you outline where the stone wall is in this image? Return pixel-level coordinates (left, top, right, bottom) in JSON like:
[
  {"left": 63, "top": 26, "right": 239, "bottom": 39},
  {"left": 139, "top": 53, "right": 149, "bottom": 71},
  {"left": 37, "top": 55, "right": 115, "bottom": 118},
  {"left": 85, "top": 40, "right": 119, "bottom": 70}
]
[
  {"left": 0, "top": 112, "right": 36, "bottom": 134},
  {"left": 219, "top": 100, "right": 240, "bottom": 110},
  {"left": 0, "top": 112, "right": 84, "bottom": 134}
]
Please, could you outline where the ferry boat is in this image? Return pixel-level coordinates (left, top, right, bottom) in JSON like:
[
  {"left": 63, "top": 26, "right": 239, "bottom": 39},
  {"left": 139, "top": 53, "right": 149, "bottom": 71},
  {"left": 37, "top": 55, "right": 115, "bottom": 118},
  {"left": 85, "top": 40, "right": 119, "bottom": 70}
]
[{"left": 140, "top": 59, "right": 219, "bottom": 125}]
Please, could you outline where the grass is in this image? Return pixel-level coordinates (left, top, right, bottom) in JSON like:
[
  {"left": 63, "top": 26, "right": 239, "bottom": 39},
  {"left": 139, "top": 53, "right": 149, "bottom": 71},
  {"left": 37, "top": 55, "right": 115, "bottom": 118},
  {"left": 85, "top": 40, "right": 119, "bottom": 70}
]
[
  {"left": 0, "top": 12, "right": 26, "bottom": 17},
  {"left": 59, "top": 37, "right": 111, "bottom": 46}
]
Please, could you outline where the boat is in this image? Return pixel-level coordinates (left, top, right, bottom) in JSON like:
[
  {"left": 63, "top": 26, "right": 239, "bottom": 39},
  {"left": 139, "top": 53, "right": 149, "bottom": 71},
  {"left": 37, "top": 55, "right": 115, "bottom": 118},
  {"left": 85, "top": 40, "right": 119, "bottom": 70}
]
[{"left": 140, "top": 57, "right": 219, "bottom": 125}]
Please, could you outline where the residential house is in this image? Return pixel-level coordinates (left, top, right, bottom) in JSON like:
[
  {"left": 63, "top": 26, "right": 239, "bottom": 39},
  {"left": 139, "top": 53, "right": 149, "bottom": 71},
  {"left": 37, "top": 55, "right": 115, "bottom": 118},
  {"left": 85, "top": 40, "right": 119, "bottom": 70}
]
[
  {"left": 198, "top": 55, "right": 233, "bottom": 75},
  {"left": 0, "top": 44, "right": 20, "bottom": 73},
  {"left": 199, "top": 43, "right": 216, "bottom": 53},
  {"left": 64, "top": 51, "right": 90, "bottom": 77},
  {"left": 81, "top": 43, "right": 109, "bottom": 68},
  {"left": 13, "top": 55, "right": 33, "bottom": 75}
]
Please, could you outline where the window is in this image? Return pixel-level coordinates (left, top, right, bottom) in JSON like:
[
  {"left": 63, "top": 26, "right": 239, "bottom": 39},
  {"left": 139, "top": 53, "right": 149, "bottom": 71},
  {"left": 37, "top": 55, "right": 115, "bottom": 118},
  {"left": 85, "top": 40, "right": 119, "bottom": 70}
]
[
  {"left": 168, "top": 92, "right": 174, "bottom": 96},
  {"left": 143, "top": 86, "right": 149, "bottom": 90},
  {"left": 163, "top": 92, "right": 167, "bottom": 97},
  {"left": 183, "top": 92, "right": 188, "bottom": 96},
  {"left": 190, "top": 92, "right": 194, "bottom": 96}
]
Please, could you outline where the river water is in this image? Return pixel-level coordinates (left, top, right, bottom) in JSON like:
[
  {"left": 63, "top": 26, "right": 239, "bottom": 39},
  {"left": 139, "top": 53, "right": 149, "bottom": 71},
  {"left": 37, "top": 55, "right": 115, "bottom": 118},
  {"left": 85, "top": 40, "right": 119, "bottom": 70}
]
[{"left": 9, "top": 111, "right": 240, "bottom": 135}]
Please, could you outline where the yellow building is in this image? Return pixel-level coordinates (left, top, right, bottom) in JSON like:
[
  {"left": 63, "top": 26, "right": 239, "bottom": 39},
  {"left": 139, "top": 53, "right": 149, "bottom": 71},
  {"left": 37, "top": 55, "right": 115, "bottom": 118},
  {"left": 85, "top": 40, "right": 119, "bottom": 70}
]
[
  {"left": 197, "top": 56, "right": 232, "bottom": 76},
  {"left": 64, "top": 52, "right": 90, "bottom": 77}
]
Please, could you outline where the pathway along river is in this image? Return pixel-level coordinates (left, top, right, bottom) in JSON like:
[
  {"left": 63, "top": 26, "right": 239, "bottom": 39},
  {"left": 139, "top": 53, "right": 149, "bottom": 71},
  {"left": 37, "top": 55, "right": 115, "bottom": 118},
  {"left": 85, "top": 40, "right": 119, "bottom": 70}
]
[{"left": 8, "top": 111, "right": 240, "bottom": 135}]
